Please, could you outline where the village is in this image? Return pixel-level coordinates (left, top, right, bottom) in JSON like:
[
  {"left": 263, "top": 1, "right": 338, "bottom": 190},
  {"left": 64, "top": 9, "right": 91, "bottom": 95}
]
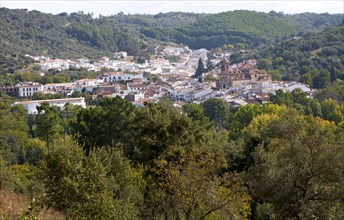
[{"left": 1, "top": 45, "right": 312, "bottom": 114}]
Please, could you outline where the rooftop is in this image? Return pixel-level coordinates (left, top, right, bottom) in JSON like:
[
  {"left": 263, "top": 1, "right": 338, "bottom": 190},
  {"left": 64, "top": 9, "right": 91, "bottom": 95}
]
[{"left": 14, "top": 97, "right": 85, "bottom": 105}]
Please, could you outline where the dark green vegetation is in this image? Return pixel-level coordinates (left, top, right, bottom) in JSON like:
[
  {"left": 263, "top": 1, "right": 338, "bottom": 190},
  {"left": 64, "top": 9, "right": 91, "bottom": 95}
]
[
  {"left": 193, "top": 58, "right": 206, "bottom": 79},
  {"left": 1, "top": 89, "right": 344, "bottom": 218},
  {"left": 0, "top": 8, "right": 144, "bottom": 58},
  {"left": 1, "top": 8, "right": 342, "bottom": 62},
  {"left": 141, "top": 10, "right": 343, "bottom": 49},
  {"left": 253, "top": 25, "right": 344, "bottom": 88}
]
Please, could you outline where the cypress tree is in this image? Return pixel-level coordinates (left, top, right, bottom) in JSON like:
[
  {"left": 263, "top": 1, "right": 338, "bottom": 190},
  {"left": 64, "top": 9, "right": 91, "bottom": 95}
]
[
  {"left": 194, "top": 58, "right": 206, "bottom": 78},
  {"left": 330, "top": 60, "right": 337, "bottom": 83}
]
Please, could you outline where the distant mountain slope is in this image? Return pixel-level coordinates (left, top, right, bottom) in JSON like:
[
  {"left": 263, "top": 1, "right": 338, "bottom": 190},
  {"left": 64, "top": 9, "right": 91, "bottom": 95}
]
[
  {"left": 253, "top": 24, "right": 344, "bottom": 88},
  {"left": 108, "top": 12, "right": 206, "bottom": 29},
  {"left": 177, "top": 10, "right": 298, "bottom": 47},
  {"left": 284, "top": 12, "right": 344, "bottom": 35},
  {"left": 0, "top": 8, "right": 343, "bottom": 61},
  {"left": 139, "top": 10, "right": 343, "bottom": 49},
  {"left": 0, "top": 8, "right": 143, "bottom": 59}
]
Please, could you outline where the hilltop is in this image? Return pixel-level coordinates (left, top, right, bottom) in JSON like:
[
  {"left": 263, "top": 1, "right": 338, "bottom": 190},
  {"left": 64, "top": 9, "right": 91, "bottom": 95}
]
[{"left": 1, "top": 8, "right": 343, "bottom": 58}]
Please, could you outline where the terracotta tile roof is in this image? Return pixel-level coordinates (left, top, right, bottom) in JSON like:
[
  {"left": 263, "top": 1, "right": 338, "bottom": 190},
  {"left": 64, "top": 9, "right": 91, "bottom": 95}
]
[{"left": 129, "top": 84, "right": 147, "bottom": 88}]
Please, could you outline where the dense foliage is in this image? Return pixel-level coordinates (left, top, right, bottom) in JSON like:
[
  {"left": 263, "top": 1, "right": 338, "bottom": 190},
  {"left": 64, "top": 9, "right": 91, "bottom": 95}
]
[
  {"left": 174, "top": 10, "right": 298, "bottom": 48},
  {"left": 141, "top": 11, "right": 343, "bottom": 49},
  {"left": 1, "top": 8, "right": 342, "bottom": 62},
  {"left": 253, "top": 24, "right": 344, "bottom": 87},
  {"left": 0, "top": 8, "right": 125, "bottom": 60},
  {"left": 1, "top": 92, "right": 343, "bottom": 218}
]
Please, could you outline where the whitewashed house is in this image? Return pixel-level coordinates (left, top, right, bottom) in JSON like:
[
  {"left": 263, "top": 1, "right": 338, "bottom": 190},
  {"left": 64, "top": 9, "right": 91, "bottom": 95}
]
[
  {"left": 16, "top": 82, "right": 44, "bottom": 98},
  {"left": 127, "top": 83, "right": 148, "bottom": 92},
  {"left": 13, "top": 97, "right": 86, "bottom": 114},
  {"left": 100, "top": 72, "right": 145, "bottom": 83}
]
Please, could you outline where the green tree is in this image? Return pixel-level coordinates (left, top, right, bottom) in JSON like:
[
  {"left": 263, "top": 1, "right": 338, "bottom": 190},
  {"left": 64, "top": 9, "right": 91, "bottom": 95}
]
[
  {"left": 269, "top": 89, "right": 292, "bottom": 106},
  {"left": 60, "top": 103, "right": 80, "bottom": 135},
  {"left": 203, "top": 74, "right": 216, "bottom": 82},
  {"left": 158, "top": 95, "right": 174, "bottom": 109},
  {"left": 313, "top": 70, "right": 331, "bottom": 89},
  {"left": 182, "top": 103, "right": 210, "bottom": 125},
  {"left": 21, "top": 138, "right": 46, "bottom": 166},
  {"left": 228, "top": 103, "right": 285, "bottom": 140},
  {"left": 202, "top": 98, "right": 229, "bottom": 130},
  {"left": 98, "top": 97, "right": 137, "bottom": 149},
  {"left": 35, "top": 102, "right": 62, "bottom": 150},
  {"left": 72, "top": 107, "right": 102, "bottom": 156},
  {"left": 72, "top": 97, "right": 137, "bottom": 156},
  {"left": 256, "top": 58, "right": 272, "bottom": 70},
  {"left": 70, "top": 90, "right": 82, "bottom": 98},
  {"left": 32, "top": 92, "right": 47, "bottom": 100},
  {"left": 130, "top": 102, "right": 225, "bottom": 163},
  {"left": 321, "top": 98, "right": 344, "bottom": 124},
  {"left": 40, "top": 136, "right": 144, "bottom": 219},
  {"left": 247, "top": 114, "right": 344, "bottom": 219},
  {"left": 330, "top": 60, "right": 337, "bottom": 83},
  {"left": 0, "top": 101, "right": 29, "bottom": 164},
  {"left": 314, "top": 81, "right": 344, "bottom": 103},
  {"left": 193, "top": 58, "right": 206, "bottom": 78},
  {"left": 145, "top": 146, "right": 251, "bottom": 219}
]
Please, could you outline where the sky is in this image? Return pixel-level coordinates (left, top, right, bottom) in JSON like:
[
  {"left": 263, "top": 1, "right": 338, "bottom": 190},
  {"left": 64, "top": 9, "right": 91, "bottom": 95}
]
[{"left": 1, "top": 1, "right": 343, "bottom": 17}]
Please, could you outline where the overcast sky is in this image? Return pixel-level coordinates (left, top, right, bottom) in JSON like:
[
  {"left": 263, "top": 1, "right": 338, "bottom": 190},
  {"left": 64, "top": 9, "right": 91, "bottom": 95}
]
[{"left": 1, "top": 1, "right": 343, "bottom": 17}]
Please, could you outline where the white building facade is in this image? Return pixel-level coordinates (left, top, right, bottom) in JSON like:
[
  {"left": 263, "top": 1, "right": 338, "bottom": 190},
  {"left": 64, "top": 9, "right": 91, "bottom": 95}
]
[
  {"left": 17, "top": 83, "right": 44, "bottom": 98},
  {"left": 100, "top": 72, "right": 145, "bottom": 83},
  {"left": 13, "top": 97, "right": 86, "bottom": 114}
]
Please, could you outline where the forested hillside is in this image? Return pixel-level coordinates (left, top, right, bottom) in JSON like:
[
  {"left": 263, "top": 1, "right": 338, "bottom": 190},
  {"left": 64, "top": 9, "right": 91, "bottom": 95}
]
[
  {"left": 124, "top": 10, "right": 343, "bottom": 49},
  {"left": 1, "top": 7, "right": 343, "bottom": 60},
  {"left": 252, "top": 24, "right": 344, "bottom": 88},
  {"left": 0, "top": 8, "right": 142, "bottom": 59},
  {"left": 283, "top": 12, "right": 344, "bottom": 35},
  {"left": 143, "top": 10, "right": 299, "bottom": 49}
]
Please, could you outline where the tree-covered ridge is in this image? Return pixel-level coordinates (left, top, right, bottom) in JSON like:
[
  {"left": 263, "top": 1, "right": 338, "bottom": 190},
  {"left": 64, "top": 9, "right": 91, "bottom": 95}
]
[
  {"left": 283, "top": 12, "right": 344, "bottom": 35},
  {"left": 1, "top": 7, "right": 343, "bottom": 61},
  {"left": 253, "top": 24, "right": 344, "bottom": 88},
  {"left": 0, "top": 8, "right": 106, "bottom": 58},
  {"left": 178, "top": 10, "right": 298, "bottom": 45},
  {"left": 0, "top": 8, "right": 143, "bottom": 59},
  {"left": 140, "top": 10, "right": 343, "bottom": 49},
  {"left": 0, "top": 8, "right": 203, "bottom": 60},
  {"left": 65, "top": 21, "right": 141, "bottom": 54},
  {"left": 108, "top": 11, "right": 205, "bottom": 29}
]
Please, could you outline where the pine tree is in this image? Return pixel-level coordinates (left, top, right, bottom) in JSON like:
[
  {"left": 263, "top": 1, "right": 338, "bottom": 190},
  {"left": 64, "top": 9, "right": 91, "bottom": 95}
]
[{"left": 36, "top": 102, "right": 62, "bottom": 150}]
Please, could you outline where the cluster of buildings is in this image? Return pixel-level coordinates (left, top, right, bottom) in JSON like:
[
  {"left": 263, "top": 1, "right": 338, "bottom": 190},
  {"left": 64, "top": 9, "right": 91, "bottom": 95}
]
[
  {"left": 210, "top": 59, "right": 311, "bottom": 107},
  {"left": 216, "top": 59, "right": 270, "bottom": 88},
  {"left": 4, "top": 46, "right": 313, "bottom": 114},
  {"left": 26, "top": 46, "right": 210, "bottom": 77}
]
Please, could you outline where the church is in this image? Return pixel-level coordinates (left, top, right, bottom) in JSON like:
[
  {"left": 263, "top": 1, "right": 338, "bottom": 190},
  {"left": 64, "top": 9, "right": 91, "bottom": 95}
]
[{"left": 216, "top": 59, "right": 271, "bottom": 89}]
